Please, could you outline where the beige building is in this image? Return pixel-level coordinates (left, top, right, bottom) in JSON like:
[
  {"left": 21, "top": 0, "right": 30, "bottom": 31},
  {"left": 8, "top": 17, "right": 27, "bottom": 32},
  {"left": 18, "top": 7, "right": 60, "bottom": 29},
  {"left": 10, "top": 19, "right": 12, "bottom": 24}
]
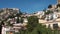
[{"left": 37, "top": 0, "right": 60, "bottom": 29}]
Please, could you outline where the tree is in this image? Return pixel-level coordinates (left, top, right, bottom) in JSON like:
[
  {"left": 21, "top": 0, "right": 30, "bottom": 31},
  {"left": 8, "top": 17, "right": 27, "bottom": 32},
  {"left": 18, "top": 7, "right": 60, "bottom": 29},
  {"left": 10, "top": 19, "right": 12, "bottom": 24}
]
[
  {"left": 0, "top": 10, "right": 4, "bottom": 13},
  {"left": 36, "top": 24, "right": 47, "bottom": 34},
  {"left": 48, "top": 4, "right": 52, "bottom": 8},
  {"left": 0, "top": 21, "right": 5, "bottom": 34},
  {"left": 44, "top": 10, "right": 53, "bottom": 15},
  {"left": 57, "top": 4, "right": 60, "bottom": 8},
  {"left": 18, "top": 16, "right": 54, "bottom": 34},
  {"left": 16, "top": 11, "right": 23, "bottom": 23},
  {"left": 26, "top": 16, "right": 38, "bottom": 32}
]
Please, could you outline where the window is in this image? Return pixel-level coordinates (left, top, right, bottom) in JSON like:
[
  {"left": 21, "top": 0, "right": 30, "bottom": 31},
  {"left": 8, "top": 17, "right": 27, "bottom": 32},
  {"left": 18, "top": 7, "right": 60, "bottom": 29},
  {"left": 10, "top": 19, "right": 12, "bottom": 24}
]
[
  {"left": 50, "top": 15, "right": 53, "bottom": 20},
  {"left": 53, "top": 24, "right": 59, "bottom": 29}
]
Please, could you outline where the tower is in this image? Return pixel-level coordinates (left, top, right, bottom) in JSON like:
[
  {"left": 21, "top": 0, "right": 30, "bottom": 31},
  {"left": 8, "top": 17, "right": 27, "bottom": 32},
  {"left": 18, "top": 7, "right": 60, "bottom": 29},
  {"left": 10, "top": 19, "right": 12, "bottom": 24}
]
[{"left": 57, "top": 0, "right": 60, "bottom": 4}]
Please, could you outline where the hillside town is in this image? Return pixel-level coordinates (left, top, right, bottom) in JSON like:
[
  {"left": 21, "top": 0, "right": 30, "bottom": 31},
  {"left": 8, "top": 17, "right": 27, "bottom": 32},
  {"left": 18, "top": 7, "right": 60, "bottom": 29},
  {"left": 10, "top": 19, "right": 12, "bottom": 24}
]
[{"left": 1, "top": 0, "right": 60, "bottom": 34}]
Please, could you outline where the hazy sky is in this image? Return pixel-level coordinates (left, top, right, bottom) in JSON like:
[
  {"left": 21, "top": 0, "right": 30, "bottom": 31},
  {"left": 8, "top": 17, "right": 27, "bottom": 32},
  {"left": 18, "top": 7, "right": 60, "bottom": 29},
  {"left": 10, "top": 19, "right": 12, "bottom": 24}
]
[{"left": 0, "top": 0, "right": 57, "bottom": 14}]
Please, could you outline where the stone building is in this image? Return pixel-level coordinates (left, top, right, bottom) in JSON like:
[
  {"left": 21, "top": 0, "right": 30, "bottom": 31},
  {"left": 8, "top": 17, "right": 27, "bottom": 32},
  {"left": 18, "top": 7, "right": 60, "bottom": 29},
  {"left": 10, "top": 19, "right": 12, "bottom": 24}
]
[{"left": 37, "top": 0, "right": 60, "bottom": 29}]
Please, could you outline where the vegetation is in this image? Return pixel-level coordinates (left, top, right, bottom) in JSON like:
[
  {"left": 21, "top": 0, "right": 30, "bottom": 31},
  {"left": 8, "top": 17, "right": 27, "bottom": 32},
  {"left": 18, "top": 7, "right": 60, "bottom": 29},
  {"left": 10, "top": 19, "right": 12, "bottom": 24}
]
[
  {"left": 48, "top": 4, "right": 52, "bottom": 8},
  {"left": 0, "top": 10, "right": 4, "bottom": 13},
  {"left": 3, "top": 14, "right": 58, "bottom": 34},
  {"left": 57, "top": 4, "right": 60, "bottom": 8},
  {"left": 1, "top": 4, "right": 60, "bottom": 34},
  {"left": 18, "top": 16, "right": 60, "bottom": 34},
  {"left": 44, "top": 10, "right": 53, "bottom": 15},
  {"left": 27, "top": 16, "right": 38, "bottom": 32}
]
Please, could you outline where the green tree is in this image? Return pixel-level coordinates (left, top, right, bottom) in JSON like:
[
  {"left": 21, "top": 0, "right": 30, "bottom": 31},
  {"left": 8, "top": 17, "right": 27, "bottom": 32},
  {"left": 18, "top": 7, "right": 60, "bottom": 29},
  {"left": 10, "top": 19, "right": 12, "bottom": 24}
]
[
  {"left": 27, "top": 16, "right": 38, "bottom": 32},
  {"left": 44, "top": 10, "right": 53, "bottom": 15},
  {"left": 57, "top": 4, "right": 60, "bottom": 8},
  {"left": 37, "top": 24, "right": 47, "bottom": 34},
  {"left": 48, "top": 4, "right": 52, "bottom": 8},
  {"left": 0, "top": 10, "right": 4, "bottom": 13}
]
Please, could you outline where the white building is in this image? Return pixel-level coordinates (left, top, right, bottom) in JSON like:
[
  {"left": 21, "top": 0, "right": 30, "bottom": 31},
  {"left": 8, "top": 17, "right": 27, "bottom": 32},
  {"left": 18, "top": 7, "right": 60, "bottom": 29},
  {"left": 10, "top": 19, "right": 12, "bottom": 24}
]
[{"left": 2, "top": 26, "right": 11, "bottom": 34}]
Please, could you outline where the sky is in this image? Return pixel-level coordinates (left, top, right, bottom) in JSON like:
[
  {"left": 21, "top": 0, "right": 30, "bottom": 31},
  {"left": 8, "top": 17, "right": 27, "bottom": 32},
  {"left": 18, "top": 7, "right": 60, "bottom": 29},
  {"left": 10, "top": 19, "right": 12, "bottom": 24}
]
[{"left": 0, "top": 0, "right": 57, "bottom": 14}]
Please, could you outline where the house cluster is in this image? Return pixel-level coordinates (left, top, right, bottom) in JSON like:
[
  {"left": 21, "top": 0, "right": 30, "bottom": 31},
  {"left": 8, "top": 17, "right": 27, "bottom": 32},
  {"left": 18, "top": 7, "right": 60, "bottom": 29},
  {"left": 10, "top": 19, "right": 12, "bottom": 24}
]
[
  {"left": 0, "top": 8, "right": 28, "bottom": 34},
  {"left": 1, "top": 0, "right": 60, "bottom": 34},
  {"left": 36, "top": 0, "right": 60, "bottom": 29},
  {"left": 16, "top": 0, "right": 60, "bottom": 29}
]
